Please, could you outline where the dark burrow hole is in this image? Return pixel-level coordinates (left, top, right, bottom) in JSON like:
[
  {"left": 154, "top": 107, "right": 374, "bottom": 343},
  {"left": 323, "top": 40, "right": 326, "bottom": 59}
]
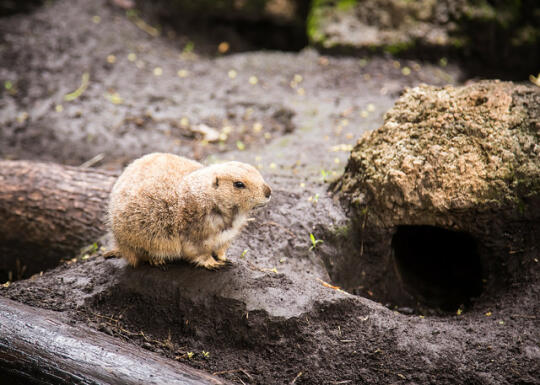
[{"left": 391, "top": 225, "right": 483, "bottom": 312}]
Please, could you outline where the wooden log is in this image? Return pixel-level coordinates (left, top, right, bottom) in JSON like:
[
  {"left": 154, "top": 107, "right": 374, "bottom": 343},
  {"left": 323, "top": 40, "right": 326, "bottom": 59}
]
[
  {"left": 0, "top": 161, "right": 116, "bottom": 280},
  {"left": 0, "top": 297, "right": 230, "bottom": 385}
]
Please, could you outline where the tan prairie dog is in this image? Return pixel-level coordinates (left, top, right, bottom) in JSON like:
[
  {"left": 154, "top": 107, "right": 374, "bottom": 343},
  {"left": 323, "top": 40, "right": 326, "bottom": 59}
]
[{"left": 108, "top": 153, "right": 271, "bottom": 269}]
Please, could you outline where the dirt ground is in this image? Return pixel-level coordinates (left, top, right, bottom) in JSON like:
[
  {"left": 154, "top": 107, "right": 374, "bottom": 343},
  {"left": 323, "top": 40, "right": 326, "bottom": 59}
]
[{"left": 1, "top": 1, "right": 539, "bottom": 384}]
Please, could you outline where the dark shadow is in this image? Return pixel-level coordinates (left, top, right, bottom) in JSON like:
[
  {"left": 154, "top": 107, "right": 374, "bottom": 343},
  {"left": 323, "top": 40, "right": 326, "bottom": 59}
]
[
  {"left": 134, "top": 0, "right": 310, "bottom": 54},
  {"left": 392, "top": 225, "right": 483, "bottom": 311},
  {"left": 0, "top": 242, "right": 65, "bottom": 283},
  {"left": 0, "top": 0, "right": 44, "bottom": 17}
]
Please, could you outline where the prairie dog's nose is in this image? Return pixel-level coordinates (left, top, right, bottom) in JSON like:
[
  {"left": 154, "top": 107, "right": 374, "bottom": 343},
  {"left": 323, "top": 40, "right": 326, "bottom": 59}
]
[{"left": 263, "top": 184, "right": 272, "bottom": 199}]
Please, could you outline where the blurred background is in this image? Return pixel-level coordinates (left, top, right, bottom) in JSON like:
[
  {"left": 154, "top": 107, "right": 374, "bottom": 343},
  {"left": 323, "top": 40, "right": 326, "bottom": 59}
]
[{"left": 1, "top": 0, "right": 538, "bottom": 170}]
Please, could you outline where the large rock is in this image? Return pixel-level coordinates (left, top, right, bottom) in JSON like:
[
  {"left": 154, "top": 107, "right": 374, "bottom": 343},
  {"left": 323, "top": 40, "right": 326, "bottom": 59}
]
[
  {"left": 333, "top": 81, "right": 540, "bottom": 311},
  {"left": 308, "top": 0, "right": 453, "bottom": 50},
  {"left": 308, "top": 0, "right": 540, "bottom": 74}
]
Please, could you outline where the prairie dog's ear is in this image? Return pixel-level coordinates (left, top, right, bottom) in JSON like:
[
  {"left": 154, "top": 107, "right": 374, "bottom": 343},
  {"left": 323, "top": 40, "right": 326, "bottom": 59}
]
[{"left": 214, "top": 176, "right": 219, "bottom": 188}]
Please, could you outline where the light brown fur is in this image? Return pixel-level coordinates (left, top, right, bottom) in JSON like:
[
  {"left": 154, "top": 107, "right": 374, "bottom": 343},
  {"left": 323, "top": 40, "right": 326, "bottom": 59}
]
[{"left": 108, "top": 153, "right": 271, "bottom": 269}]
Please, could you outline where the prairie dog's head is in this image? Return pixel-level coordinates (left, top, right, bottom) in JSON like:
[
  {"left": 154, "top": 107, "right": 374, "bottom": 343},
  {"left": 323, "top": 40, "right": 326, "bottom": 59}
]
[{"left": 199, "top": 161, "right": 271, "bottom": 213}]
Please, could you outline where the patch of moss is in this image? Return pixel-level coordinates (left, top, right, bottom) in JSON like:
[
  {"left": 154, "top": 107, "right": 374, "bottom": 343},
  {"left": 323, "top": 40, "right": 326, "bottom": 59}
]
[
  {"left": 383, "top": 40, "right": 416, "bottom": 55},
  {"left": 337, "top": 0, "right": 357, "bottom": 11},
  {"left": 450, "top": 36, "right": 467, "bottom": 48},
  {"left": 307, "top": 0, "right": 358, "bottom": 45},
  {"left": 306, "top": 0, "right": 326, "bottom": 44},
  {"left": 331, "top": 224, "right": 352, "bottom": 239}
]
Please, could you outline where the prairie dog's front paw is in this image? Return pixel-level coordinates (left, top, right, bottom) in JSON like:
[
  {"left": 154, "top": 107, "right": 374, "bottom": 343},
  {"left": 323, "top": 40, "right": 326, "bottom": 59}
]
[
  {"left": 149, "top": 257, "right": 166, "bottom": 266},
  {"left": 149, "top": 257, "right": 168, "bottom": 270}
]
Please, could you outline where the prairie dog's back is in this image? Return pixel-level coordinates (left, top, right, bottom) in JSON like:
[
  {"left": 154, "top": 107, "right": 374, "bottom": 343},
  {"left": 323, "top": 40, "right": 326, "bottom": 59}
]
[{"left": 112, "top": 153, "right": 203, "bottom": 199}]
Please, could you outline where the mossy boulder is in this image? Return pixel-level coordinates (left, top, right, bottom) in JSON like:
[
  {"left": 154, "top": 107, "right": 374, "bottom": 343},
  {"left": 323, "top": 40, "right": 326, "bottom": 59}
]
[
  {"left": 308, "top": 0, "right": 539, "bottom": 74},
  {"left": 332, "top": 81, "right": 540, "bottom": 311},
  {"left": 341, "top": 81, "right": 540, "bottom": 218},
  {"left": 308, "top": 0, "right": 452, "bottom": 50}
]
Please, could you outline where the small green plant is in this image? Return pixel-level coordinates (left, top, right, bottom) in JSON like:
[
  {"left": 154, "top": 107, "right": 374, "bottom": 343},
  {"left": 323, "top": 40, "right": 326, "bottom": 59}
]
[
  {"left": 183, "top": 41, "right": 195, "bottom": 54},
  {"left": 79, "top": 242, "right": 100, "bottom": 260},
  {"left": 186, "top": 352, "right": 194, "bottom": 359},
  {"left": 201, "top": 350, "right": 210, "bottom": 358},
  {"left": 320, "top": 169, "right": 329, "bottom": 182},
  {"left": 439, "top": 57, "right": 448, "bottom": 67},
  {"left": 309, "top": 233, "right": 323, "bottom": 251}
]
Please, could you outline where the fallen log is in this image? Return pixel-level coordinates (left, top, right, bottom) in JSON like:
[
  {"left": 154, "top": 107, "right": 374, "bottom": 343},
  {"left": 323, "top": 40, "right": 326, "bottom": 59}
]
[
  {"left": 0, "top": 296, "right": 230, "bottom": 385},
  {"left": 0, "top": 161, "right": 116, "bottom": 280}
]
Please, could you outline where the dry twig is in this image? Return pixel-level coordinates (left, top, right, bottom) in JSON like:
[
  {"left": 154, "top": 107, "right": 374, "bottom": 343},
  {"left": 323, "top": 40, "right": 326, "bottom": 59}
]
[{"left": 291, "top": 371, "right": 303, "bottom": 384}]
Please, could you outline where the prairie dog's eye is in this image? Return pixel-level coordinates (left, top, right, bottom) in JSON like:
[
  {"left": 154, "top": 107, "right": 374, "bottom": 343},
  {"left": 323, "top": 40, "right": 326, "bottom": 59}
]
[{"left": 233, "top": 181, "right": 246, "bottom": 189}]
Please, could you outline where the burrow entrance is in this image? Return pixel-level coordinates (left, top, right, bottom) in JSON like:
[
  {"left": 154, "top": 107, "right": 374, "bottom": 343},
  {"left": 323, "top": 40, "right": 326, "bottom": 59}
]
[
  {"left": 391, "top": 225, "right": 483, "bottom": 311},
  {"left": 321, "top": 223, "right": 486, "bottom": 315}
]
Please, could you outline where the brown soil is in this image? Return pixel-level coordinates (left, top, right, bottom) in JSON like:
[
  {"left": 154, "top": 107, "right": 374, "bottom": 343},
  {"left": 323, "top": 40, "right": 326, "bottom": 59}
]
[{"left": 1, "top": 1, "right": 539, "bottom": 384}]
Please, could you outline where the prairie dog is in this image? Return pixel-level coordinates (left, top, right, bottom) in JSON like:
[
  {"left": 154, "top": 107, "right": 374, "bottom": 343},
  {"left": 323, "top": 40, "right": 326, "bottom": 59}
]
[{"left": 108, "top": 153, "right": 271, "bottom": 269}]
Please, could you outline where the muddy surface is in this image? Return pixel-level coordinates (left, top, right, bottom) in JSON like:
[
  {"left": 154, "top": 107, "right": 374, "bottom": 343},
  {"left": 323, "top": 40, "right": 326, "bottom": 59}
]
[{"left": 1, "top": 1, "right": 539, "bottom": 384}]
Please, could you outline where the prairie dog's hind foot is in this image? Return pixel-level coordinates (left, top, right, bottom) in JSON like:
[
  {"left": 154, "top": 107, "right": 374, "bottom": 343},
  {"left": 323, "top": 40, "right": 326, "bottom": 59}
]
[
  {"left": 195, "top": 254, "right": 229, "bottom": 270},
  {"left": 103, "top": 248, "right": 120, "bottom": 259},
  {"left": 149, "top": 256, "right": 169, "bottom": 270}
]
